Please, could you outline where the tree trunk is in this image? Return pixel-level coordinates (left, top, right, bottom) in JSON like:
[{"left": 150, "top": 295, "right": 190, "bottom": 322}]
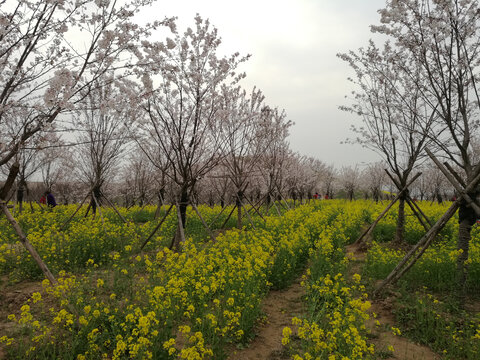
[
  {"left": 179, "top": 187, "right": 188, "bottom": 230},
  {"left": 17, "top": 182, "right": 25, "bottom": 213},
  {"left": 154, "top": 188, "right": 165, "bottom": 220},
  {"left": 173, "top": 213, "right": 186, "bottom": 252},
  {"left": 436, "top": 191, "right": 443, "bottom": 204},
  {"left": 172, "top": 186, "right": 189, "bottom": 250},
  {"left": 394, "top": 197, "right": 406, "bottom": 244},
  {"left": 90, "top": 186, "right": 101, "bottom": 216},
  {"left": 457, "top": 199, "right": 476, "bottom": 299},
  {"left": 236, "top": 190, "right": 242, "bottom": 229},
  {"left": 16, "top": 187, "right": 24, "bottom": 204},
  {"left": 457, "top": 218, "right": 471, "bottom": 297},
  {"left": 348, "top": 189, "right": 354, "bottom": 201}
]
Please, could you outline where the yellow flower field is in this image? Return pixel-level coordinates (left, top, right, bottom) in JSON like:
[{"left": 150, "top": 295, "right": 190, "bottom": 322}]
[{"left": 1, "top": 199, "right": 480, "bottom": 359}]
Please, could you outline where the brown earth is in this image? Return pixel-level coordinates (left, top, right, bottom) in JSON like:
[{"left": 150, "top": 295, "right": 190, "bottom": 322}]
[
  {"left": 0, "top": 276, "right": 43, "bottom": 360},
  {"left": 367, "top": 301, "right": 441, "bottom": 360},
  {"left": 228, "top": 242, "right": 441, "bottom": 360},
  {"left": 346, "top": 244, "right": 441, "bottom": 360},
  {"left": 0, "top": 242, "right": 442, "bottom": 360},
  {"left": 228, "top": 279, "right": 305, "bottom": 360}
]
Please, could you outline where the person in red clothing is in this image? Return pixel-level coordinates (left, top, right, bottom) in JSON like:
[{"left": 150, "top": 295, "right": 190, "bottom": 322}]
[
  {"left": 313, "top": 192, "right": 318, "bottom": 199},
  {"left": 39, "top": 194, "right": 46, "bottom": 204}
]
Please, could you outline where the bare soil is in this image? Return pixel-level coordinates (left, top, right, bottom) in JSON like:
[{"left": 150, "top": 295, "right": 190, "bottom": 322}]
[
  {"left": 0, "top": 276, "right": 43, "bottom": 360},
  {"left": 228, "top": 279, "right": 305, "bottom": 360},
  {"left": 346, "top": 244, "right": 441, "bottom": 360},
  {"left": 0, "top": 276, "right": 43, "bottom": 325},
  {"left": 0, "top": 241, "right": 443, "bottom": 360},
  {"left": 367, "top": 301, "right": 441, "bottom": 360},
  {"left": 228, "top": 242, "right": 441, "bottom": 360}
]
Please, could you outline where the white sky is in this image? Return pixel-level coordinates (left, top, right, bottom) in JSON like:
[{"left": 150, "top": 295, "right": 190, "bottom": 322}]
[{"left": 138, "top": 0, "right": 388, "bottom": 167}]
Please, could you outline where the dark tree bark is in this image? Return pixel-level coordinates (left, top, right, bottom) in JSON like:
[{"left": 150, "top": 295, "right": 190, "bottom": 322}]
[
  {"left": 236, "top": 190, "right": 243, "bottom": 229},
  {"left": 172, "top": 186, "right": 189, "bottom": 250},
  {"left": 457, "top": 218, "right": 472, "bottom": 295},
  {"left": 457, "top": 197, "right": 477, "bottom": 296},
  {"left": 90, "top": 185, "right": 102, "bottom": 216},
  {"left": 394, "top": 196, "right": 406, "bottom": 245}
]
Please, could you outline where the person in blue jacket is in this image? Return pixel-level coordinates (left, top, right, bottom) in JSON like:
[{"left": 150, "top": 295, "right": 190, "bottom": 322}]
[{"left": 45, "top": 190, "right": 57, "bottom": 208}]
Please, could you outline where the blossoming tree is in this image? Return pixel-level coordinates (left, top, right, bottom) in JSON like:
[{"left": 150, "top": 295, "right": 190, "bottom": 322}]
[
  {"left": 74, "top": 78, "right": 132, "bottom": 216},
  {"left": 339, "top": 40, "right": 437, "bottom": 244},
  {"left": 0, "top": 0, "right": 167, "bottom": 283},
  {"left": 372, "top": 0, "right": 480, "bottom": 296},
  {"left": 217, "top": 86, "right": 272, "bottom": 228},
  {"left": 135, "top": 15, "right": 249, "bottom": 249}
]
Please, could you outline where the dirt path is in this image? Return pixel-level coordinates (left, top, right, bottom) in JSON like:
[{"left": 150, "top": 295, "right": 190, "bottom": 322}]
[
  {"left": 0, "top": 277, "right": 43, "bottom": 360},
  {"left": 0, "top": 276, "right": 42, "bottom": 322},
  {"left": 229, "top": 243, "right": 440, "bottom": 360},
  {"left": 0, "top": 243, "right": 441, "bottom": 360},
  {"left": 228, "top": 279, "right": 305, "bottom": 360},
  {"left": 367, "top": 302, "right": 440, "bottom": 360},
  {"left": 346, "top": 245, "right": 441, "bottom": 360}
]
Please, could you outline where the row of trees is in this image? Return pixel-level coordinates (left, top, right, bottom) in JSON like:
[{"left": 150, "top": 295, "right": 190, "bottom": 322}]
[
  {"left": 0, "top": 2, "right": 329, "bottom": 253},
  {"left": 7, "top": 147, "right": 457, "bottom": 211},
  {"left": 0, "top": 1, "right": 293, "bottom": 248},
  {"left": 1, "top": 0, "right": 477, "bottom": 293},
  {"left": 341, "top": 0, "right": 480, "bottom": 296}
]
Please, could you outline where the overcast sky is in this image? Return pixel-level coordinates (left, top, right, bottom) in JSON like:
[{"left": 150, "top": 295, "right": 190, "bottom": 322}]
[{"left": 138, "top": 0, "right": 388, "bottom": 167}]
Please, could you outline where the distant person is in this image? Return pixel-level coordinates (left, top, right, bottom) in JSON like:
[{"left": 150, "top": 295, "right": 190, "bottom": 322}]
[
  {"left": 46, "top": 190, "right": 57, "bottom": 208},
  {"left": 314, "top": 192, "right": 318, "bottom": 199},
  {"left": 324, "top": 194, "right": 329, "bottom": 200},
  {"left": 39, "top": 194, "right": 46, "bottom": 205}
]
